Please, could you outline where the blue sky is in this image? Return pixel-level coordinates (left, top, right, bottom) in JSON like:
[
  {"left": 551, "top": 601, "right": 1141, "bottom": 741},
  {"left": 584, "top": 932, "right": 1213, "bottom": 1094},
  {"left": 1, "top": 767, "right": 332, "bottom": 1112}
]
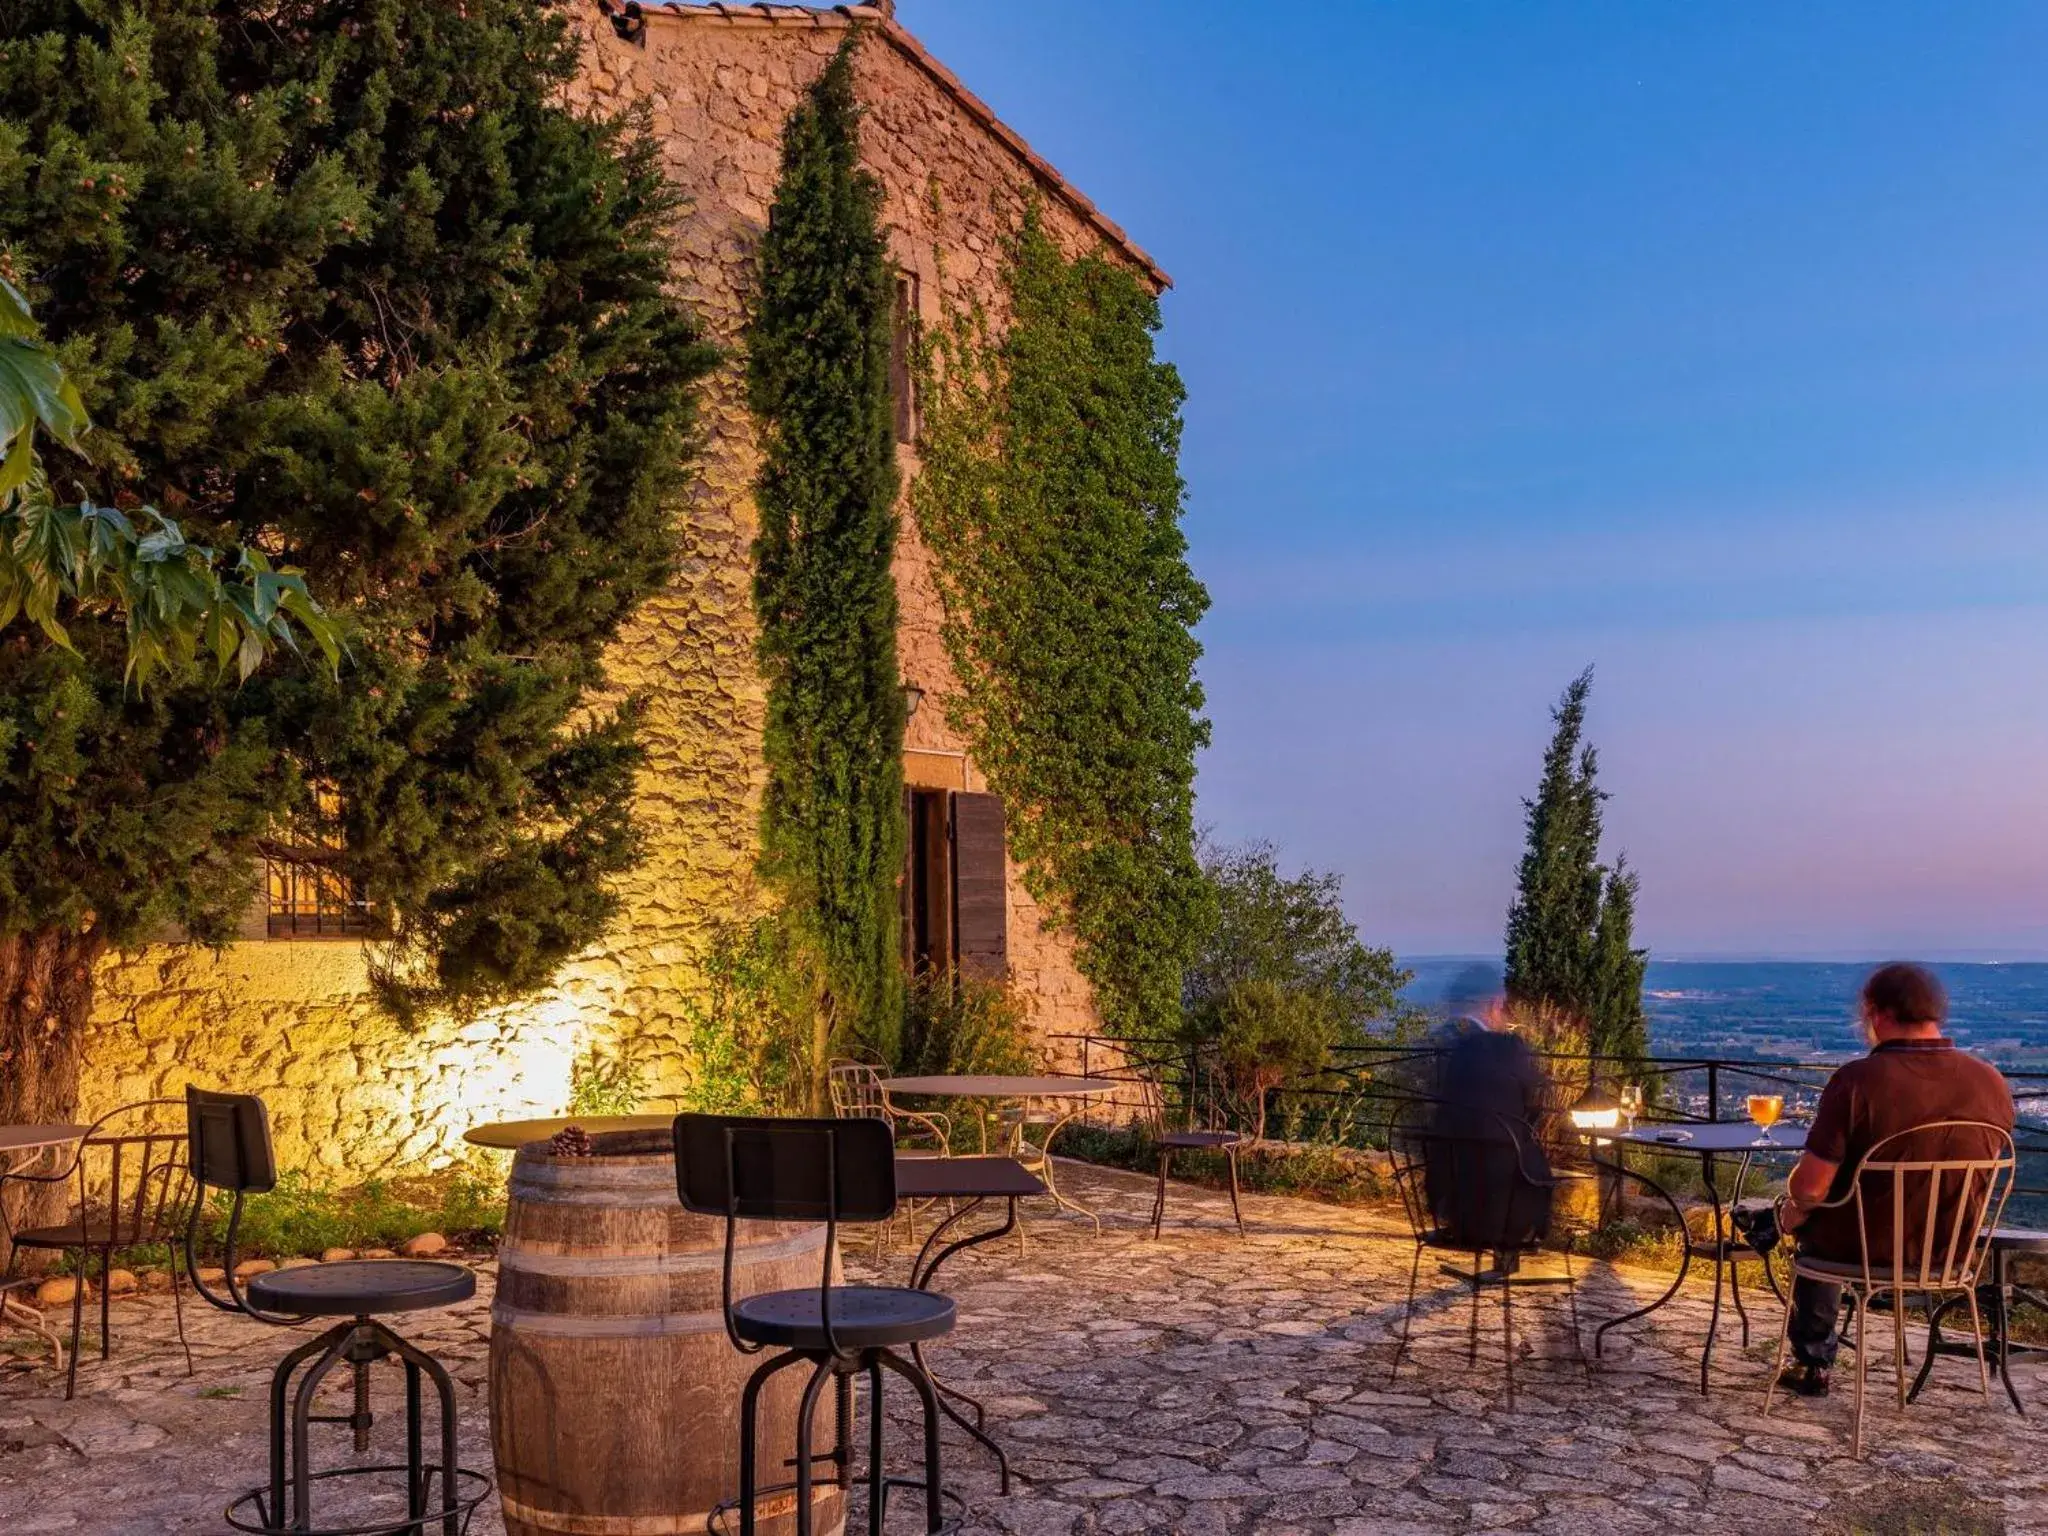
[{"left": 896, "top": 1, "right": 2048, "bottom": 959}]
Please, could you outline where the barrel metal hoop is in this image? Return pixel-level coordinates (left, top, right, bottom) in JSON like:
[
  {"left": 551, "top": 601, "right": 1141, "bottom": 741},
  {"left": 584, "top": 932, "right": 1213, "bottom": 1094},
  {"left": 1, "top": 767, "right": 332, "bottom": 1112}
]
[{"left": 496, "top": 1225, "right": 827, "bottom": 1278}]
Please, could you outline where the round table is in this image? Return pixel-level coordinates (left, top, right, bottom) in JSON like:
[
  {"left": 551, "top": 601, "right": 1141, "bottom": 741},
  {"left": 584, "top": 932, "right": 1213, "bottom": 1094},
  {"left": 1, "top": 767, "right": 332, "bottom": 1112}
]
[
  {"left": 1908, "top": 1226, "right": 2048, "bottom": 1415},
  {"left": 1592, "top": 1120, "right": 1807, "bottom": 1394},
  {"left": 882, "top": 1075, "right": 1118, "bottom": 1227},
  {"left": 0, "top": 1124, "right": 87, "bottom": 1365},
  {"left": 462, "top": 1114, "right": 674, "bottom": 1151}
]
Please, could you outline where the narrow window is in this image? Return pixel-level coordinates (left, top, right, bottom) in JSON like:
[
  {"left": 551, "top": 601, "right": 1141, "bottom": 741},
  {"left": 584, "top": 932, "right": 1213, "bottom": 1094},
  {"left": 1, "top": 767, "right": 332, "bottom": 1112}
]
[
  {"left": 266, "top": 786, "right": 376, "bottom": 938},
  {"left": 890, "top": 269, "right": 920, "bottom": 446}
]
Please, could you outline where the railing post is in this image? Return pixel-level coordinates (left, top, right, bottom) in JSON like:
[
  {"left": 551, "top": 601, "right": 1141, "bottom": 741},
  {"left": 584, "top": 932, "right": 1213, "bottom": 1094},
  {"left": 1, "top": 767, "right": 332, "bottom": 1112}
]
[{"left": 1706, "top": 1062, "right": 1720, "bottom": 1123}]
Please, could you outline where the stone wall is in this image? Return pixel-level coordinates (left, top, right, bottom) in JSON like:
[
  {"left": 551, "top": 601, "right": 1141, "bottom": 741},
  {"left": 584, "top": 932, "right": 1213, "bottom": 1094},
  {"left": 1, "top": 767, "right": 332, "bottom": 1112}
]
[{"left": 77, "top": 3, "right": 1151, "bottom": 1171}]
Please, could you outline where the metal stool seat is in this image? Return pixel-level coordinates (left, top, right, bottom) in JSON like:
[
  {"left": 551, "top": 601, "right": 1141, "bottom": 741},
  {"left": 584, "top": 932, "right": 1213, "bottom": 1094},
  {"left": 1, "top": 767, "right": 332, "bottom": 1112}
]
[
  {"left": 1156, "top": 1129, "right": 1240, "bottom": 1150},
  {"left": 732, "top": 1285, "right": 954, "bottom": 1352},
  {"left": 248, "top": 1261, "right": 475, "bottom": 1317}
]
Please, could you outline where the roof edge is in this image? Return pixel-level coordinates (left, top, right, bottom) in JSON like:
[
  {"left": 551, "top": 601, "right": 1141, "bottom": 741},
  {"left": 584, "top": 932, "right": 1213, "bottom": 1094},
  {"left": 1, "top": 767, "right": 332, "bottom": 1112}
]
[{"left": 633, "top": 2, "right": 1171, "bottom": 291}]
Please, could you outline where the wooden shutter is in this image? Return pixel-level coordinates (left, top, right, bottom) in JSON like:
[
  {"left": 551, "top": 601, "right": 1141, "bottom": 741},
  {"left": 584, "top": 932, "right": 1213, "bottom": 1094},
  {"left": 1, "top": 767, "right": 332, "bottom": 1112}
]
[{"left": 950, "top": 792, "right": 1008, "bottom": 980}]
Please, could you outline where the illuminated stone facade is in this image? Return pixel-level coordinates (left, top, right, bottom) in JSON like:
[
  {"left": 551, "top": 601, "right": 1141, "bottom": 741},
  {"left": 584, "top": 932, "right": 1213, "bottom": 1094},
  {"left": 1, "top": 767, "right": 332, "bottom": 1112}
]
[{"left": 77, "top": 3, "right": 1163, "bottom": 1175}]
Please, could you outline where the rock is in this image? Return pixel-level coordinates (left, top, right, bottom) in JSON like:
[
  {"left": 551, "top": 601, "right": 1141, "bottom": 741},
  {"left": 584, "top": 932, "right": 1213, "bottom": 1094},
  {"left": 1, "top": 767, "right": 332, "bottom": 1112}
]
[
  {"left": 104, "top": 1268, "right": 139, "bottom": 1295},
  {"left": 399, "top": 1232, "right": 448, "bottom": 1258},
  {"left": 196, "top": 1266, "right": 226, "bottom": 1284},
  {"left": 277, "top": 1257, "right": 318, "bottom": 1270},
  {"left": 36, "top": 1276, "right": 89, "bottom": 1307},
  {"left": 320, "top": 1247, "right": 355, "bottom": 1264},
  {"left": 360, "top": 1248, "right": 396, "bottom": 1260},
  {"left": 232, "top": 1259, "right": 276, "bottom": 1280}
]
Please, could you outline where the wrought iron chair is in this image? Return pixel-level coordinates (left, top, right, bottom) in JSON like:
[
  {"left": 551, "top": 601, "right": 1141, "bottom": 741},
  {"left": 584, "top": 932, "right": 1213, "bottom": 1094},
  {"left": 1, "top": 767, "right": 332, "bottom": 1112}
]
[
  {"left": 1136, "top": 1069, "right": 1245, "bottom": 1240},
  {"left": 675, "top": 1113, "right": 956, "bottom": 1536},
  {"left": 1761, "top": 1119, "right": 2015, "bottom": 1458},
  {"left": 827, "top": 1059, "right": 952, "bottom": 1155},
  {"left": 184, "top": 1087, "right": 489, "bottom": 1534},
  {"left": 0, "top": 1097, "right": 192, "bottom": 1398},
  {"left": 1385, "top": 1101, "right": 1585, "bottom": 1410}
]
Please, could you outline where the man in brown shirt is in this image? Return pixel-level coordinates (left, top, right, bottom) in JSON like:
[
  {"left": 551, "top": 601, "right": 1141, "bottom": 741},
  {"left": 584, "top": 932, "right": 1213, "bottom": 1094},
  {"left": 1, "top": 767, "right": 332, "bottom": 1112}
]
[{"left": 1776, "top": 963, "right": 2014, "bottom": 1395}]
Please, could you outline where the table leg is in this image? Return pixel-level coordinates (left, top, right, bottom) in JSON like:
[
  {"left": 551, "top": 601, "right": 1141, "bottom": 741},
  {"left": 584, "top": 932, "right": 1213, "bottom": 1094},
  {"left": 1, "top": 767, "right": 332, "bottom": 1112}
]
[
  {"left": 1592, "top": 1146, "right": 1694, "bottom": 1362},
  {"left": 1032, "top": 1108, "right": 1101, "bottom": 1234},
  {"left": 908, "top": 1195, "right": 1019, "bottom": 1494}
]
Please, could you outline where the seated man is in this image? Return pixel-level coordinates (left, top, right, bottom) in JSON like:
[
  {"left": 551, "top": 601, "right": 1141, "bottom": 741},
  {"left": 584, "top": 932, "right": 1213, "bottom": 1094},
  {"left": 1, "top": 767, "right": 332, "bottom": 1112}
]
[
  {"left": 1424, "top": 992, "right": 1554, "bottom": 1273},
  {"left": 1775, "top": 962, "right": 2014, "bottom": 1396}
]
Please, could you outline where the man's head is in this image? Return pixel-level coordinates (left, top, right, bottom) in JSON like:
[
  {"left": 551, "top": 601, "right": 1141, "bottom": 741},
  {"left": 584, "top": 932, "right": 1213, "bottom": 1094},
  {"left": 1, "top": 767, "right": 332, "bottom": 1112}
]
[{"left": 1859, "top": 962, "right": 1947, "bottom": 1045}]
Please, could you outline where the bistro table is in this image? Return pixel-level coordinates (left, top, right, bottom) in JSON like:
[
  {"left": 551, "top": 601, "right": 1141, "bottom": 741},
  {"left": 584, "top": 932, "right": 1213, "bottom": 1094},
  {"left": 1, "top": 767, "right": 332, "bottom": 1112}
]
[
  {"left": 882, "top": 1075, "right": 1117, "bottom": 1230},
  {"left": 892, "top": 1155, "right": 1046, "bottom": 1494},
  {"left": 462, "top": 1113, "right": 674, "bottom": 1150},
  {"left": 1907, "top": 1226, "right": 2048, "bottom": 1415},
  {"left": 0, "top": 1124, "right": 88, "bottom": 1368},
  {"left": 1591, "top": 1119, "right": 1807, "bottom": 1394}
]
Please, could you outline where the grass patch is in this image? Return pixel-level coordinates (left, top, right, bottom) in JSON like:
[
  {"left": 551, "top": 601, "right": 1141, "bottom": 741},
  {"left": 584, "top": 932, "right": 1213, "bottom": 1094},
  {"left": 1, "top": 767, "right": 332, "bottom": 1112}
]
[
  {"left": 197, "top": 1386, "right": 242, "bottom": 1400},
  {"left": 208, "top": 1170, "right": 504, "bottom": 1258},
  {"left": 1057, "top": 1124, "right": 1391, "bottom": 1204}
]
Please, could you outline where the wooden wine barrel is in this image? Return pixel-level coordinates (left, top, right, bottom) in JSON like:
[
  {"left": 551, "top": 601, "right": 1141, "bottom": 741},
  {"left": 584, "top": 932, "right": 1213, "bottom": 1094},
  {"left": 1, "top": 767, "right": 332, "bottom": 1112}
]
[{"left": 489, "top": 1130, "right": 846, "bottom": 1536}]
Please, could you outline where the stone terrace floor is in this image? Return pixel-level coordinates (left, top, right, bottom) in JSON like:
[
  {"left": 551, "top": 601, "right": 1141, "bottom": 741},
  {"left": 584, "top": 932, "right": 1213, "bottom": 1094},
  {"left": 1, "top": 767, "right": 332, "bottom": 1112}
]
[{"left": 2, "top": 1161, "right": 2042, "bottom": 1534}]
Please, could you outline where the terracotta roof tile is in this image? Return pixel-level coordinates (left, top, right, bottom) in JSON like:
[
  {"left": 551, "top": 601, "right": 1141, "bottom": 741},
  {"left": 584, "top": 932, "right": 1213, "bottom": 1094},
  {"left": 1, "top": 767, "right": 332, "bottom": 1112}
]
[{"left": 635, "top": 1, "right": 1170, "bottom": 289}]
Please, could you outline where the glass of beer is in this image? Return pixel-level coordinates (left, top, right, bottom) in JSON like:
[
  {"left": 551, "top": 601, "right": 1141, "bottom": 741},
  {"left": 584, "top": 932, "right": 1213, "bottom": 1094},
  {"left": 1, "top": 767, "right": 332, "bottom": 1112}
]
[{"left": 1746, "top": 1092, "right": 1785, "bottom": 1145}]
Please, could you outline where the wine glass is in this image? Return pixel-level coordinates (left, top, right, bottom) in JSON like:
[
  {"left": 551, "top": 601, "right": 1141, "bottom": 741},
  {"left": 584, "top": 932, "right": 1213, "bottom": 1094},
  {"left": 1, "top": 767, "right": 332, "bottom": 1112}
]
[
  {"left": 1619, "top": 1083, "right": 1644, "bottom": 1134},
  {"left": 1746, "top": 1092, "right": 1784, "bottom": 1146}
]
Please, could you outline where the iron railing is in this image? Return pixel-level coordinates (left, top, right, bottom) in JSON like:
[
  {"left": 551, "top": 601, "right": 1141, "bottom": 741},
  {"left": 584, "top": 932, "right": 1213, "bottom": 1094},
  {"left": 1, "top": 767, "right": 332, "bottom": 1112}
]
[{"left": 1054, "top": 1031, "right": 2048, "bottom": 1207}]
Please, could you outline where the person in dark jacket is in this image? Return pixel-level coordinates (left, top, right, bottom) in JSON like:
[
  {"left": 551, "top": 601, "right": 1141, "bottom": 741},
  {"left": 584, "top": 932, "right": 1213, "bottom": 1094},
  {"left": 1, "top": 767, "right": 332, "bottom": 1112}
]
[{"left": 1422, "top": 987, "right": 1555, "bottom": 1274}]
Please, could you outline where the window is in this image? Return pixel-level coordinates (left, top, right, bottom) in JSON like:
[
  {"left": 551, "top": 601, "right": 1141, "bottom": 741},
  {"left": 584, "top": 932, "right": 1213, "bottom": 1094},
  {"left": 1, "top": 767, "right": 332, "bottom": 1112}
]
[
  {"left": 903, "top": 788, "right": 1008, "bottom": 979},
  {"left": 265, "top": 786, "right": 376, "bottom": 938},
  {"left": 890, "top": 269, "right": 920, "bottom": 446}
]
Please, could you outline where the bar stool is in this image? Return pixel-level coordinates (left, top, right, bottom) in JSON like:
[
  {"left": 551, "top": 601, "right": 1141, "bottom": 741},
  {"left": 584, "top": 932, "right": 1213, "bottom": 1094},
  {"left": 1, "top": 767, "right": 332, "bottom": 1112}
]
[
  {"left": 673, "top": 1113, "right": 958, "bottom": 1536},
  {"left": 182, "top": 1088, "right": 490, "bottom": 1534}
]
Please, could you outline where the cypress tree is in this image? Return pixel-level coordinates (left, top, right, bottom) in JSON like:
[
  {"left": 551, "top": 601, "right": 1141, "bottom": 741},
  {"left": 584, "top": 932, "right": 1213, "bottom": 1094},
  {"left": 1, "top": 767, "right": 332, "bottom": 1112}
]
[
  {"left": 748, "top": 40, "right": 906, "bottom": 1086},
  {"left": 0, "top": 0, "right": 713, "bottom": 1136},
  {"left": 1503, "top": 668, "right": 1650, "bottom": 1061}
]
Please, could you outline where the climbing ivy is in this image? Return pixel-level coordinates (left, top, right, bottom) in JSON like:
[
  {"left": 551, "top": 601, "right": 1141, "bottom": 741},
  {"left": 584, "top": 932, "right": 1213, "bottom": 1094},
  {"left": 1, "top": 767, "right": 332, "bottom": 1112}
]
[
  {"left": 915, "top": 209, "right": 1212, "bottom": 1038},
  {"left": 747, "top": 39, "right": 906, "bottom": 1082}
]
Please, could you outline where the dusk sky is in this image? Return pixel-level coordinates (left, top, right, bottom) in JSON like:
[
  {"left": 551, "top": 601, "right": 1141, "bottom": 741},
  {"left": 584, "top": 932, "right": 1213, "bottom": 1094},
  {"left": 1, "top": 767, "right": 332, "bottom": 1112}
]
[{"left": 898, "top": 1, "right": 2048, "bottom": 960}]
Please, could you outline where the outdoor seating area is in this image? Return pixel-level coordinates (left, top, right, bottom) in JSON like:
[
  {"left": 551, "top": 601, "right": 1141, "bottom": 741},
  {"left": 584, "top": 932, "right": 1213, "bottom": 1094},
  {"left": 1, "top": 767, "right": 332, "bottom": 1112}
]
[{"left": 5, "top": 1092, "right": 2048, "bottom": 1536}]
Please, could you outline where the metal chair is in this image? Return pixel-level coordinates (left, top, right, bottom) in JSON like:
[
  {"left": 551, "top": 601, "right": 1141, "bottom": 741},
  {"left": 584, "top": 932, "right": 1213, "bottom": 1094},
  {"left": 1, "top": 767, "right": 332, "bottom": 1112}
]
[
  {"left": 1137, "top": 1070, "right": 1245, "bottom": 1240},
  {"left": 0, "top": 1097, "right": 192, "bottom": 1398},
  {"left": 827, "top": 1059, "right": 951, "bottom": 1155},
  {"left": 1761, "top": 1119, "right": 2015, "bottom": 1457},
  {"left": 675, "top": 1113, "right": 956, "bottom": 1536},
  {"left": 184, "top": 1088, "right": 489, "bottom": 1535},
  {"left": 1385, "top": 1102, "right": 1585, "bottom": 1410}
]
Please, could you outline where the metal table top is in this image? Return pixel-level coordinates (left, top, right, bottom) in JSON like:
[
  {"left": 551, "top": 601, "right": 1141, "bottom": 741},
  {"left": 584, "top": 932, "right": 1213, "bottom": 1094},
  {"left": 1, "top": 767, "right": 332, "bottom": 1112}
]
[
  {"left": 1609, "top": 1121, "right": 1807, "bottom": 1156},
  {"left": 894, "top": 1155, "right": 1046, "bottom": 1201},
  {"left": 462, "top": 1113, "right": 674, "bottom": 1150},
  {"left": 883, "top": 1075, "right": 1118, "bottom": 1098},
  {"left": 0, "top": 1124, "right": 87, "bottom": 1156}
]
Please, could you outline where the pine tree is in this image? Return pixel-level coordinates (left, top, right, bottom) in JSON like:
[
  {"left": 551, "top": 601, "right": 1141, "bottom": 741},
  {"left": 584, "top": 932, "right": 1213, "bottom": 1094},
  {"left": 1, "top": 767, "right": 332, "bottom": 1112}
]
[
  {"left": 0, "top": 0, "right": 713, "bottom": 1138},
  {"left": 748, "top": 40, "right": 905, "bottom": 1089},
  {"left": 1590, "top": 855, "right": 1649, "bottom": 1065},
  {"left": 1503, "top": 668, "right": 1649, "bottom": 1062}
]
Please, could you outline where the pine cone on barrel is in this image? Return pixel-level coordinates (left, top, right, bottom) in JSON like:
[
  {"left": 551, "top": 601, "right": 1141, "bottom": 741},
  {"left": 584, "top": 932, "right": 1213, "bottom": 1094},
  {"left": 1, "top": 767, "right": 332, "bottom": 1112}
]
[{"left": 550, "top": 1124, "right": 594, "bottom": 1157}]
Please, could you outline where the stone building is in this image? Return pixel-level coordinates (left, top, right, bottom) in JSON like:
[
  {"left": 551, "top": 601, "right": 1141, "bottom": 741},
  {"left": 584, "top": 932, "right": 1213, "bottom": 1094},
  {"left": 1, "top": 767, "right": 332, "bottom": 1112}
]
[{"left": 77, "top": 2, "right": 1168, "bottom": 1174}]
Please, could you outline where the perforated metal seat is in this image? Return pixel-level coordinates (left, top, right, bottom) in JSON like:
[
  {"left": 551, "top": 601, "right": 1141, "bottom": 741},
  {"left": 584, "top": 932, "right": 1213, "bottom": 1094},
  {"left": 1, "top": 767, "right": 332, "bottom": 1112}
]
[
  {"left": 731, "top": 1284, "right": 954, "bottom": 1352},
  {"left": 246, "top": 1260, "right": 476, "bottom": 1318}
]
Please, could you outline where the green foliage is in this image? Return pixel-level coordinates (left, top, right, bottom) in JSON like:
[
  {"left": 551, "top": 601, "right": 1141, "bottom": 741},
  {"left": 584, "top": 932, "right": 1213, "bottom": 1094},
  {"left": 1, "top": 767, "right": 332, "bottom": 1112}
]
[
  {"left": 1185, "top": 839, "right": 1413, "bottom": 1045},
  {"left": 896, "top": 971, "right": 1037, "bottom": 1079},
  {"left": 747, "top": 40, "right": 905, "bottom": 1085},
  {"left": 0, "top": 279, "right": 343, "bottom": 687},
  {"left": 0, "top": 1, "right": 713, "bottom": 1033},
  {"left": 1503, "top": 669, "right": 1649, "bottom": 1064},
  {"left": 566, "top": 1043, "right": 645, "bottom": 1117},
  {"left": 676, "top": 913, "right": 814, "bottom": 1114},
  {"left": 1209, "top": 978, "right": 1335, "bottom": 1142},
  {"left": 915, "top": 208, "right": 1210, "bottom": 1038},
  {"left": 199, "top": 1169, "right": 505, "bottom": 1259}
]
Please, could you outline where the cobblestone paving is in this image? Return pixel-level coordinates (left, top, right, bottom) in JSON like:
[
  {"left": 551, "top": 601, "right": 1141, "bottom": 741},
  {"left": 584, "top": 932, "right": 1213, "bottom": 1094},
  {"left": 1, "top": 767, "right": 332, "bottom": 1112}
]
[{"left": 1, "top": 1161, "right": 2039, "bottom": 1534}]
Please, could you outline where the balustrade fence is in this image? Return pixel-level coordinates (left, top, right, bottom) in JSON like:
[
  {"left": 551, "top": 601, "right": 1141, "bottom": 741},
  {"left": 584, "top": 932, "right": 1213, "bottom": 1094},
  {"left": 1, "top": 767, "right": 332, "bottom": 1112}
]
[{"left": 1052, "top": 1031, "right": 2048, "bottom": 1213}]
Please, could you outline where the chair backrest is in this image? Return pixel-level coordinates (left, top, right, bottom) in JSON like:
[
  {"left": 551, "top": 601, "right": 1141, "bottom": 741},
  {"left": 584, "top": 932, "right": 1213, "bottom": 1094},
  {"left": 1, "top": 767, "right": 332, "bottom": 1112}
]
[
  {"left": 1386, "top": 1099, "right": 1550, "bottom": 1253},
  {"left": 181, "top": 1087, "right": 295, "bottom": 1323},
  {"left": 826, "top": 1059, "right": 888, "bottom": 1121},
  {"left": 186, "top": 1087, "right": 278, "bottom": 1195},
  {"left": 1848, "top": 1119, "right": 2015, "bottom": 1291},
  {"left": 673, "top": 1114, "right": 897, "bottom": 1359},
  {"left": 15, "top": 1099, "right": 192, "bottom": 1248},
  {"left": 674, "top": 1114, "right": 897, "bottom": 1224}
]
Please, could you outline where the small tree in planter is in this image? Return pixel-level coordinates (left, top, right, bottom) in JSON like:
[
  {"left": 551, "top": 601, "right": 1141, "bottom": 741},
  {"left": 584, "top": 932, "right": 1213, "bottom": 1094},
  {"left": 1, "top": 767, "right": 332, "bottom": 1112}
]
[{"left": 0, "top": 1, "right": 712, "bottom": 1151}]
